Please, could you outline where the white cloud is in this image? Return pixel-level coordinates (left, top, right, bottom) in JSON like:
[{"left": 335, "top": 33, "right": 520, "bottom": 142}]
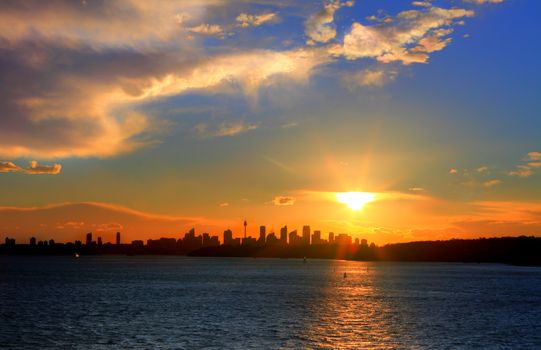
[
  {"left": 527, "top": 151, "right": 541, "bottom": 161},
  {"left": 412, "top": 1, "right": 432, "bottom": 7},
  {"left": 236, "top": 12, "right": 278, "bottom": 28},
  {"left": 338, "top": 7, "right": 474, "bottom": 64},
  {"left": 508, "top": 166, "right": 533, "bottom": 178},
  {"left": 483, "top": 179, "right": 501, "bottom": 187},
  {"left": 345, "top": 68, "right": 397, "bottom": 87},
  {"left": 463, "top": 0, "right": 503, "bottom": 4},
  {"left": 476, "top": 166, "right": 489, "bottom": 173},
  {"left": 305, "top": 0, "right": 354, "bottom": 44},
  {"left": 188, "top": 23, "right": 225, "bottom": 37},
  {"left": 195, "top": 121, "right": 259, "bottom": 138},
  {"left": 508, "top": 151, "right": 541, "bottom": 178}
]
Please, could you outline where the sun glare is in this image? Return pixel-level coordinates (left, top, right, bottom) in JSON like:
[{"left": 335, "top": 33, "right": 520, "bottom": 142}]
[{"left": 336, "top": 192, "right": 375, "bottom": 211}]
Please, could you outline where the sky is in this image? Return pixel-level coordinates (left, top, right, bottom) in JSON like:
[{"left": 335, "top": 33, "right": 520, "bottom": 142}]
[{"left": 0, "top": 0, "right": 540, "bottom": 245}]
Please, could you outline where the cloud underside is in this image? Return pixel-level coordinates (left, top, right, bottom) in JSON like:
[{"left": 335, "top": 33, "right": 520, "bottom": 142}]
[{"left": 0, "top": 1, "right": 483, "bottom": 159}]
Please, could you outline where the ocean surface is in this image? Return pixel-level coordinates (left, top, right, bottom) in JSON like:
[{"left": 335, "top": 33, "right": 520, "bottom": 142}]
[{"left": 1, "top": 256, "right": 540, "bottom": 349}]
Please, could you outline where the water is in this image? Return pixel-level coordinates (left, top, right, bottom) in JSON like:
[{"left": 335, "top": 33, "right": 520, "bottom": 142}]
[{"left": 1, "top": 256, "right": 540, "bottom": 349}]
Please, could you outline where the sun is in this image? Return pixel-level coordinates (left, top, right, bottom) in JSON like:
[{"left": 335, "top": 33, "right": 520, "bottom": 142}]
[{"left": 336, "top": 192, "right": 375, "bottom": 211}]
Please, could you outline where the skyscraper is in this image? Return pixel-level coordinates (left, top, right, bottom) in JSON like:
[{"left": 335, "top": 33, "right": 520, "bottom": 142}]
[
  {"left": 280, "top": 225, "right": 288, "bottom": 244},
  {"left": 243, "top": 219, "right": 247, "bottom": 239},
  {"left": 312, "top": 230, "right": 321, "bottom": 245},
  {"left": 259, "top": 225, "right": 266, "bottom": 244},
  {"left": 223, "top": 229, "right": 233, "bottom": 245},
  {"left": 328, "top": 232, "right": 334, "bottom": 244},
  {"left": 116, "top": 232, "right": 121, "bottom": 245},
  {"left": 86, "top": 232, "right": 92, "bottom": 246},
  {"left": 302, "top": 225, "right": 311, "bottom": 246}
]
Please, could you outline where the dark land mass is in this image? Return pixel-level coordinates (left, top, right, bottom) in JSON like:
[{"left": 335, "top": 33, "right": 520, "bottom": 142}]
[{"left": 1, "top": 236, "right": 540, "bottom": 265}]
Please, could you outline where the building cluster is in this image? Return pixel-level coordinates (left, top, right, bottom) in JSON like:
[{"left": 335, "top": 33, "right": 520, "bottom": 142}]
[
  {"left": 139, "top": 223, "right": 373, "bottom": 250},
  {"left": 3, "top": 222, "right": 376, "bottom": 252}
]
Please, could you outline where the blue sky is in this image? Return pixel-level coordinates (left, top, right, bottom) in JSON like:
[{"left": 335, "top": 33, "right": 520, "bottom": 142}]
[{"left": 0, "top": 0, "right": 540, "bottom": 243}]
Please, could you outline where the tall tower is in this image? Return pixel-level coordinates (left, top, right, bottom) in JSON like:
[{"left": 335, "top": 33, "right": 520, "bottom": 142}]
[
  {"left": 116, "top": 232, "right": 121, "bottom": 245},
  {"left": 243, "top": 219, "right": 247, "bottom": 239}
]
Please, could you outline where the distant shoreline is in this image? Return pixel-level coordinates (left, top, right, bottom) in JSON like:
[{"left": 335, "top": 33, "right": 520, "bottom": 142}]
[{"left": 2, "top": 236, "right": 540, "bottom": 266}]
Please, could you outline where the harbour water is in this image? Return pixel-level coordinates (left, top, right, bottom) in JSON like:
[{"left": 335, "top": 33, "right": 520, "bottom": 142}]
[{"left": 1, "top": 256, "right": 540, "bottom": 349}]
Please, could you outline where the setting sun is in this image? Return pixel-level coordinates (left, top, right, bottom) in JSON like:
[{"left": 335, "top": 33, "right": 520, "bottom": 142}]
[{"left": 336, "top": 192, "right": 375, "bottom": 211}]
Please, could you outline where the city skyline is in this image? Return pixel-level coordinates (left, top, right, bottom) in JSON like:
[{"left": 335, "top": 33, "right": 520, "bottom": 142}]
[{"left": 1, "top": 0, "right": 540, "bottom": 245}]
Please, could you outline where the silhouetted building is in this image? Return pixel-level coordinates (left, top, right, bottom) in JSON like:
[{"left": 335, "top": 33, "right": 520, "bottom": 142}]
[
  {"left": 259, "top": 225, "right": 266, "bottom": 245},
  {"left": 97, "top": 237, "right": 103, "bottom": 247},
  {"left": 266, "top": 232, "right": 278, "bottom": 245},
  {"left": 30, "top": 237, "right": 36, "bottom": 246},
  {"left": 5, "top": 237, "right": 15, "bottom": 246},
  {"left": 116, "top": 232, "right": 121, "bottom": 245},
  {"left": 302, "top": 225, "right": 311, "bottom": 246},
  {"left": 289, "top": 230, "right": 300, "bottom": 246},
  {"left": 242, "top": 236, "right": 257, "bottom": 246},
  {"left": 49, "top": 239, "right": 55, "bottom": 246},
  {"left": 335, "top": 233, "right": 352, "bottom": 245},
  {"left": 244, "top": 219, "right": 247, "bottom": 239},
  {"left": 328, "top": 232, "right": 334, "bottom": 244},
  {"left": 361, "top": 239, "right": 368, "bottom": 247},
  {"left": 312, "top": 230, "right": 321, "bottom": 245},
  {"left": 132, "top": 240, "right": 144, "bottom": 248},
  {"left": 86, "top": 232, "right": 92, "bottom": 246},
  {"left": 354, "top": 238, "right": 359, "bottom": 245},
  {"left": 183, "top": 228, "right": 203, "bottom": 252},
  {"left": 280, "top": 225, "right": 288, "bottom": 244},
  {"left": 223, "top": 229, "right": 233, "bottom": 246}
]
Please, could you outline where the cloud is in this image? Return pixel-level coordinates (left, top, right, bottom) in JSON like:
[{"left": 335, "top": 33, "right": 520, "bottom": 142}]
[
  {"left": 483, "top": 179, "right": 501, "bottom": 187},
  {"left": 527, "top": 151, "right": 541, "bottom": 162},
  {"left": 344, "top": 68, "right": 398, "bottom": 87},
  {"left": 272, "top": 196, "right": 296, "bottom": 206},
  {"left": 449, "top": 168, "right": 458, "bottom": 174},
  {"left": 0, "top": 1, "right": 488, "bottom": 160},
  {"left": 194, "top": 121, "right": 259, "bottom": 138},
  {"left": 0, "top": 38, "right": 329, "bottom": 158},
  {"left": 508, "top": 151, "right": 541, "bottom": 178},
  {"left": 412, "top": 1, "right": 432, "bottom": 7},
  {"left": 188, "top": 23, "right": 225, "bottom": 37},
  {"left": 508, "top": 165, "right": 533, "bottom": 178},
  {"left": 476, "top": 166, "right": 489, "bottom": 173},
  {"left": 338, "top": 7, "right": 474, "bottom": 64},
  {"left": 0, "top": 160, "right": 61, "bottom": 175},
  {"left": 0, "top": 1, "right": 216, "bottom": 48},
  {"left": 408, "top": 187, "right": 424, "bottom": 192},
  {"left": 305, "top": 0, "right": 354, "bottom": 44},
  {"left": 0, "top": 161, "right": 20, "bottom": 173},
  {"left": 219, "top": 202, "right": 230, "bottom": 207},
  {"left": 463, "top": 0, "right": 503, "bottom": 4},
  {"left": 236, "top": 12, "right": 278, "bottom": 28}
]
